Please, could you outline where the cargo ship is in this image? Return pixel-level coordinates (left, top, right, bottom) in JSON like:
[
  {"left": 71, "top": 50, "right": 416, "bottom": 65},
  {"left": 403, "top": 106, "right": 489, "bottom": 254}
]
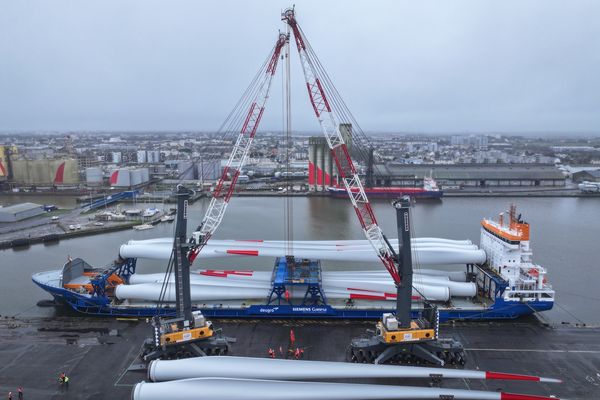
[
  {"left": 32, "top": 205, "right": 553, "bottom": 321},
  {"left": 327, "top": 177, "right": 443, "bottom": 199}
]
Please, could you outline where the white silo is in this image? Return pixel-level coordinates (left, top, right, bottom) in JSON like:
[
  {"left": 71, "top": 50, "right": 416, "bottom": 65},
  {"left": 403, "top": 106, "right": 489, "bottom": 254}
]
[
  {"left": 140, "top": 168, "right": 150, "bottom": 182},
  {"left": 130, "top": 169, "right": 143, "bottom": 186},
  {"left": 178, "top": 161, "right": 194, "bottom": 180},
  {"left": 85, "top": 167, "right": 103, "bottom": 186}
]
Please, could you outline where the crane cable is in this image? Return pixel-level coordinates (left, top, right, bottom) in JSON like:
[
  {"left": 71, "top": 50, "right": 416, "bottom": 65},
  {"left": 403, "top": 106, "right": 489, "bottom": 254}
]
[
  {"left": 283, "top": 30, "right": 294, "bottom": 258},
  {"left": 150, "top": 39, "right": 283, "bottom": 314},
  {"left": 298, "top": 24, "right": 402, "bottom": 194},
  {"left": 295, "top": 24, "right": 431, "bottom": 296},
  {"left": 173, "top": 43, "right": 279, "bottom": 186}
]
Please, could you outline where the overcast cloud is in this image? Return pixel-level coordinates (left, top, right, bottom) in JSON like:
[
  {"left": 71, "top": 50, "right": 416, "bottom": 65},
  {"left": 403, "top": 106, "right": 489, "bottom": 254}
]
[{"left": 0, "top": 0, "right": 598, "bottom": 133}]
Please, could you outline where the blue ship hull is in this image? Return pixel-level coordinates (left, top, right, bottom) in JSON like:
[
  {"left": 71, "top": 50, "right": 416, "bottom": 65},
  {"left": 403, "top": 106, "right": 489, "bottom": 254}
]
[{"left": 33, "top": 278, "right": 552, "bottom": 321}]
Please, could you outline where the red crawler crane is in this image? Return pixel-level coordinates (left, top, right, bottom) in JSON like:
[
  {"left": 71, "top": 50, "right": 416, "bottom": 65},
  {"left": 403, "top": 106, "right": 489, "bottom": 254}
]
[{"left": 185, "top": 8, "right": 465, "bottom": 365}]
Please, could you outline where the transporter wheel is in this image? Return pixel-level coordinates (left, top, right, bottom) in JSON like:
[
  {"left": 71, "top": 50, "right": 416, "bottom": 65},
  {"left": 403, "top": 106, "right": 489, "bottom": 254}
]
[{"left": 346, "top": 346, "right": 357, "bottom": 363}]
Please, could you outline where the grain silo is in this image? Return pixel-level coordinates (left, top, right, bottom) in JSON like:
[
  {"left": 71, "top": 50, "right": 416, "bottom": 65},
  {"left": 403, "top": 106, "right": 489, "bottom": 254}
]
[
  {"left": 339, "top": 123, "right": 353, "bottom": 152},
  {"left": 10, "top": 158, "right": 78, "bottom": 185}
]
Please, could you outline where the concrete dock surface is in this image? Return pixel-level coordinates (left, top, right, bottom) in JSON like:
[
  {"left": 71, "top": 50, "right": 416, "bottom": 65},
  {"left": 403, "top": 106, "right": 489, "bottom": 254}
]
[{"left": 0, "top": 316, "right": 598, "bottom": 399}]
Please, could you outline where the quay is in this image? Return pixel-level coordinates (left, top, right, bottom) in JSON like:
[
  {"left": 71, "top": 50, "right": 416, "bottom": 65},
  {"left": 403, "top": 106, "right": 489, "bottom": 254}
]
[
  {"left": 0, "top": 314, "right": 597, "bottom": 399},
  {"left": 0, "top": 213, "right": 167, "bottom": 250}
]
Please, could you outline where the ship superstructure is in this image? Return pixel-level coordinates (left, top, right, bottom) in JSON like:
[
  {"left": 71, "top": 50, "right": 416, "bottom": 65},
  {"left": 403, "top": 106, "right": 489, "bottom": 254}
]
[{"left": 479, "top": 204, "right": 554, "bottom": 305}]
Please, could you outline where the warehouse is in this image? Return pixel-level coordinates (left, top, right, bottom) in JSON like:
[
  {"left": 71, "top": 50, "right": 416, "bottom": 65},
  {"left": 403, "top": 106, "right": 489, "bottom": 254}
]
[
  {"left": 0, "top": 202, "right": 45, "bottom": 222},
  {"left": 377, "top": 164, "right": 566, "bottom": 188},
  {"left": 572, "top": 169, "right": 600, "bottom": 183}
]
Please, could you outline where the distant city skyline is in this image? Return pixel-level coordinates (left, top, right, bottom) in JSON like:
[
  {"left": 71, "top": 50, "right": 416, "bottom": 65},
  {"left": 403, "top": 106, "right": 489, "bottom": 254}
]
[{"left": 1, "top": 1, "right": 599, "bottom": 133}]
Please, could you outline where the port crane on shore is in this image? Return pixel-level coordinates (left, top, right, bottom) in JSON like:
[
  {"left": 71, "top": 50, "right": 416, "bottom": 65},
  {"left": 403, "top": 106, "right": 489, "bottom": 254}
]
[{"left": 145, "top": 7, "right": 463, "bottom": 365}]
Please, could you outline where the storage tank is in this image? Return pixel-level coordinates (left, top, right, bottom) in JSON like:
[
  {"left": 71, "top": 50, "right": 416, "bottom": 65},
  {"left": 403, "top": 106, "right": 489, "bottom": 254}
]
[
  {"left": 197, "top": 160, "right": 220, "bottom": 181},
  {"left": 130, "top": 169, "right": 143, "bottom": 186},
  {"left": 177, "top": 161, "right": 194, "bottom": 180},
  {"left": 140, "top": 168, "right": 150, "bottom": 182},
  {"left": 137, "top": 150, "right": 147, "bottom": 164},
  {"left": 110, "top": 168, "right": 131, "bottom": 187},
  {"left": 85, "top": 167, "right": 103, "bottom": 186}
]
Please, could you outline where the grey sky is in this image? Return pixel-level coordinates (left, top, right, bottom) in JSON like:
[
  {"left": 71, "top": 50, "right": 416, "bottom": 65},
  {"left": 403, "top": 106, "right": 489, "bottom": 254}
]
[{"left": 0, "top": 0, "right": 599, "bottom": 133}]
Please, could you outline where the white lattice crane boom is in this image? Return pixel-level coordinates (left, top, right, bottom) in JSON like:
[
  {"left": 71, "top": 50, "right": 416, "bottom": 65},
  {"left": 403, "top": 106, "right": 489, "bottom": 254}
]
[
  {"left": 281, "top": 8, "right": 400, "bottom": 283},
  {"left": 189, "top": 33, "right": 287, "bottom": 263}
]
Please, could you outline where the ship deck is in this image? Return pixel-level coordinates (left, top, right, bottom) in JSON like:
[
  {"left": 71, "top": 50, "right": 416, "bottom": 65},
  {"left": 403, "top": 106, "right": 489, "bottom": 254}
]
[{"left": 0, "top": 313, "right": 597, "bottom": 399}]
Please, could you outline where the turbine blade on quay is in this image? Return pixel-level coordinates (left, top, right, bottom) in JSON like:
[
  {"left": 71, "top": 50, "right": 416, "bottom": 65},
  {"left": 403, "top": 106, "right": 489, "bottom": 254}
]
[
  {"left": 147, "top": 356, "right": 561, "bottom": 384},
  {"left": 131, "top": 378, "right": 563, "bottom": 400}
]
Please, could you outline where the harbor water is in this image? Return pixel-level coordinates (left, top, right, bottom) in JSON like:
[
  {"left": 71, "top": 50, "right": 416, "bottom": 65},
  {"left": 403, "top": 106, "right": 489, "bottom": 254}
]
[{"left": 0, "top": 196, "right": 598, "bottom": 325}]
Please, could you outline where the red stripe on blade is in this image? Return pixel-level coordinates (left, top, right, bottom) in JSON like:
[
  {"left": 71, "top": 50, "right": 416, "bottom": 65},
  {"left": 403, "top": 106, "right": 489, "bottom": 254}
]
[
  {"left": 226, "top": 250, "right": 259, "bottom": 256},
  {"left": 501, "top": 393, "right": 559, "bottom": 400},
  {"left": 349, "top": 293, "right": 386, "bottom": 301},
  {"left": 487, "top": 372, "right": 539, "bottom": 381},
  {"left": 199, "top": 269, "right": 254, "bottom": 277}
]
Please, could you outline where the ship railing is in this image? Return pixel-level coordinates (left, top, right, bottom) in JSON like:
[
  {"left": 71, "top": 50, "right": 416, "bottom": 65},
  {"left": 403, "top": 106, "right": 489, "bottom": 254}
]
[{"left": 505, "top": 288, "right": 555, "bottom": 302}]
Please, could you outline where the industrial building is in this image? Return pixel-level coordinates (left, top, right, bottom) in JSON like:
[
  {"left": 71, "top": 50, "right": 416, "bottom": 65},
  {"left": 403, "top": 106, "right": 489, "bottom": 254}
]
[
  {"left": 377, "top": 164, "right": 566, "bottom": 188},
  {"left": 572, "top": 169, "right": 600, "bottom": 183},
  {"left": 0, "top": 202, "right": 44, "bottom": 222}
]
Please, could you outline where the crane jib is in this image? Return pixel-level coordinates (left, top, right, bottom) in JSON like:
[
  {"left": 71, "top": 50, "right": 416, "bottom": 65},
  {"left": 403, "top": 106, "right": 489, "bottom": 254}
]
[
  {"left": 189, "top": 12, "right": 401, "bottom": 285},
  {"left": 282, "top": 10, "right": 400, "bottom": 284},
  {"left": 188, "top": 34, "right": 287, "bottom": 264}
]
